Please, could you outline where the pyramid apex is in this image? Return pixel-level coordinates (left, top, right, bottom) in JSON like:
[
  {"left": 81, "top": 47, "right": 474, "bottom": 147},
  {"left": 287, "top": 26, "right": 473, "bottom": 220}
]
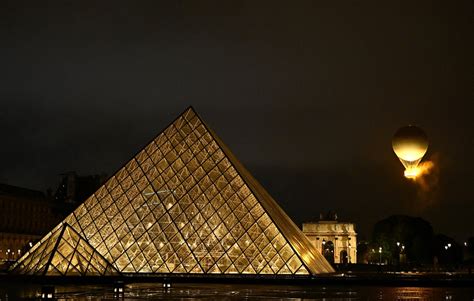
[
  {"left": 178, "top": 106, "right": 201, "bottom": 122},
  {"left": 182, "top": 105, "right": 198, "bottom": 114}
]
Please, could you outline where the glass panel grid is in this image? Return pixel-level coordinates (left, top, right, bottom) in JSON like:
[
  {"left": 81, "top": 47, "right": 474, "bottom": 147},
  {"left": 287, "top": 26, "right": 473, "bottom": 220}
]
[{"left": 12, "top": 108, "right": 320, "bottom": 276}]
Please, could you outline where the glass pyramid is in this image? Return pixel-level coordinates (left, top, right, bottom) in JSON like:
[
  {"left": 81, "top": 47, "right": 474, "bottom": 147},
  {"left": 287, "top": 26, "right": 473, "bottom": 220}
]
[
  {"left": 12, "top": 107, "right": 334, "bottom": 276},
  {"left": 12, "top": 223, "right": 119, "bottom": 276}
]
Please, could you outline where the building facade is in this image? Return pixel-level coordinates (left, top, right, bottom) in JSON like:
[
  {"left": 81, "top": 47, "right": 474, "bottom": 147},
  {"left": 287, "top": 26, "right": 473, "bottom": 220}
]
[
  {"left": 302, "top": 217, "right": 357, "bottom": 264},
  {"left": 0, "top": 184, "right": 61, "bottom": 262}
]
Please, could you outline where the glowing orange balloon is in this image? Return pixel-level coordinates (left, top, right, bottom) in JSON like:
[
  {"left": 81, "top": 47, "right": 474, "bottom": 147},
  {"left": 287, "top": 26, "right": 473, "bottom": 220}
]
[{"left": 392, "top": 125, "right": 428, "bottom": 178}]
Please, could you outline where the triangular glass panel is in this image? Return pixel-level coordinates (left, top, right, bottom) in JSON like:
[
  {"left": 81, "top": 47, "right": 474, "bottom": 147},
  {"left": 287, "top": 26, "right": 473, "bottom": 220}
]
[
  {"left": 11, "top": 223, "right": 119, "bottom": 276},
  {"left": 226, "top": 264, "right": 238, "bottom": 274}
]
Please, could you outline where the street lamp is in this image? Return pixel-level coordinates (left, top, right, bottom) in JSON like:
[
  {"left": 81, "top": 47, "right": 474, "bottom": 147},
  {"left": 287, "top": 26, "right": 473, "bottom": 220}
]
[
  {"left": 379, "top": 247, "right": 382, "bottom": 265},
  {"left": 396, "top": 242, "right": 401, "bottom": 264}
]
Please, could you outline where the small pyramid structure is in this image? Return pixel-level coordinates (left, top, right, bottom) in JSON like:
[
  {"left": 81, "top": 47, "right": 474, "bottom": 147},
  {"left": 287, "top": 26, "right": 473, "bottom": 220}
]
[
  {"left": 13, "top": 223, "right": 119, "bottom": 276},
  {"left": 12, "top": 107, "right": 334, "bottom": 276}
]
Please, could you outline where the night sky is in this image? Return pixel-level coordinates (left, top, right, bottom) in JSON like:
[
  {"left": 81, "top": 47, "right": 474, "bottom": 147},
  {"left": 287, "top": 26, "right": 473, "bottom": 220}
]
[{"left": 1, "top": 1, "right": 473, "bottom": 240}]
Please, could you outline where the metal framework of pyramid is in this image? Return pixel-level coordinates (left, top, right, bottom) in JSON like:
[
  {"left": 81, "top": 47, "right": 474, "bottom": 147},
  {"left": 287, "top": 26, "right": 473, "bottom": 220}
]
[
  {"left": 12, "top": 107, "right": 334, "bottom": 276},
  {"left": 12, "top": 223, "right": 119, "bottom": 276}
]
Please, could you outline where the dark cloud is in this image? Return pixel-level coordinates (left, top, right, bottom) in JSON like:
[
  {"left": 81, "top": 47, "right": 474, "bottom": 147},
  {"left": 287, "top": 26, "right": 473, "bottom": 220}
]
[{"left": 1, "top": 1, "right": 473, "bottom": 239}]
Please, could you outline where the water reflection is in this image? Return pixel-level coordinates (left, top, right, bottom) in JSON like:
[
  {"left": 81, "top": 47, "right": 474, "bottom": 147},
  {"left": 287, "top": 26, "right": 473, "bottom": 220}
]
[
  {"left": 0, "top": 283, "right": 473, "bottom": 300},
  {"left": 381, "top": 287, "right": 449, "bottom": 300}
]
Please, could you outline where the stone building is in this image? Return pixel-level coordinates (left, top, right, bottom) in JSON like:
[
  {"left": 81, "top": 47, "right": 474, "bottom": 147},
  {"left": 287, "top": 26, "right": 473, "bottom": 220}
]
[
  {"left": 302, "top": 213, "right": 357, "bottom": 264},
  {"left": 0, "top": 183, "right": 61, "bottom": 262}
]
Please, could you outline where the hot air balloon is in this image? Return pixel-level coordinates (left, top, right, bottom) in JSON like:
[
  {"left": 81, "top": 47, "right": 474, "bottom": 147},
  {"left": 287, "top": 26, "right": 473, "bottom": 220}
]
[{"left": 392, "top": 125, "right": 429, "bottom": 178}]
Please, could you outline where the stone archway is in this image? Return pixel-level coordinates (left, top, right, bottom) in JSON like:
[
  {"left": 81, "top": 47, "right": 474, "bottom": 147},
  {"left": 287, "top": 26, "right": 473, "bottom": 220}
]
[
  {"left": 340, "top": 250, "right": 348, "bottom": 264},
  {"left": 302, "top": 220, "right": 358, "bottom": 264},
  {"left": 322, "top": 241, "right": 334, "bottom": 263}
]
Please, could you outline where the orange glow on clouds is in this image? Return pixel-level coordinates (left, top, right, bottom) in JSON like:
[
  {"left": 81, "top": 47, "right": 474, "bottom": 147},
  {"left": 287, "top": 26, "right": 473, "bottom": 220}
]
[{"left": 404, "top": 161, "right": 434, "bottom": 180}]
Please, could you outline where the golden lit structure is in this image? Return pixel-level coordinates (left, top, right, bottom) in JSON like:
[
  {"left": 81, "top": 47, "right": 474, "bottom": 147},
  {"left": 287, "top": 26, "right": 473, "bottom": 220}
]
[
  {"left": 392, "top": 125, "right": 429, "bottom": 179},
  {"left": 12, "top": 107, "right": 333, "bottom": 276},
  {"left": 302, "top": 220, "right": 357, "bottom": 264},
  {"left": 12, "top": 223, "right": 118, "bottom": 276}
]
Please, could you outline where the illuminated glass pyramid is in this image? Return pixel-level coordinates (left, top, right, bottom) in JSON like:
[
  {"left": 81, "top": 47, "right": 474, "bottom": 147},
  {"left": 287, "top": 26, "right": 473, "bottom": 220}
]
[
  {"left": 13, "top": 223, "right": 119, "bottom": 276},
  {"left": 12, "top": 107, "right": 334, "bottom": 276}
]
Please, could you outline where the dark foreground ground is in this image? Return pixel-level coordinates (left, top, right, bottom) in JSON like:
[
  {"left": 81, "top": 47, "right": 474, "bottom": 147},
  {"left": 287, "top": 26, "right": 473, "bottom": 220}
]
[
  {"left": 1, "top": 272, "right": 474, "bottom": 300},
  {"left": 1, "top": 281, "right": 474, "bottom": 300},
  {"left": 2, "top": 270, "right": 474, "bottom": 286}
]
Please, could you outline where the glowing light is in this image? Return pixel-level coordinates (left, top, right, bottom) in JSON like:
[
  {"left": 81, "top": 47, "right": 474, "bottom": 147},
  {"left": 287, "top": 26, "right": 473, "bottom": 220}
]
[
  {"left": 404, "top": 167, "right": 420, "bottom": 179},
  {"left": 11, "top": 107, "right": 334, "bottom": 276},
  {"left": 404, "top": 161, "right": 434, "bottom": 180},
  {"left": 392, "top": 125, "right": 429, "bottom": 179}
]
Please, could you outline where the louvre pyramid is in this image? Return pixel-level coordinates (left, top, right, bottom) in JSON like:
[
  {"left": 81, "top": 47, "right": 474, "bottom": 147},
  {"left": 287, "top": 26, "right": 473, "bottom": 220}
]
[
  {"left": 12, "top": 107, "right": 334, "bottom": 276},
  {"left": 12, "top": 223, "right": 119, "bottom": 276}
]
